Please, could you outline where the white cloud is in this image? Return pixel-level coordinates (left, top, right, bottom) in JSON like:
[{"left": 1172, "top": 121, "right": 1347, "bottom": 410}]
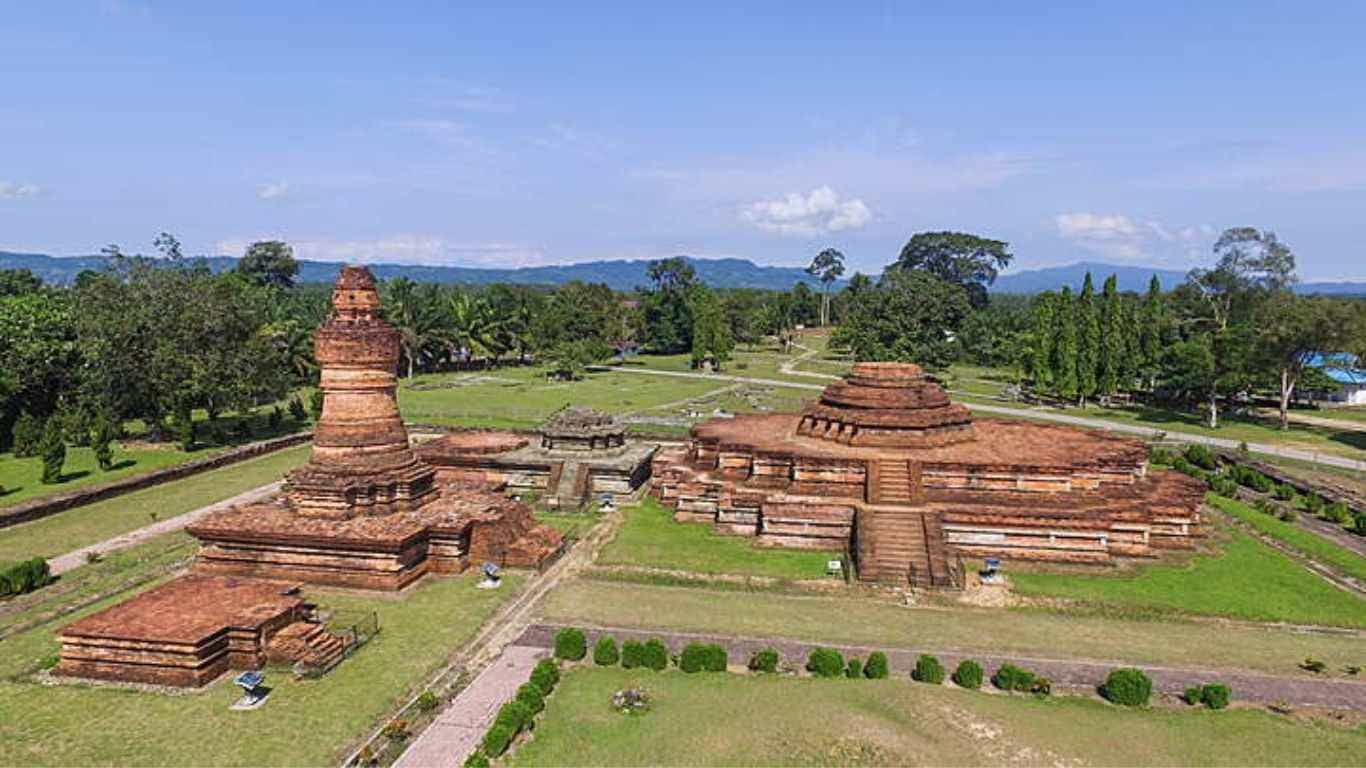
[
  {"left": 214, "top": 235, "right": 549, "bottom": 268},
  {"left": 0, "top": 181, "right": 42, "bottom": 200},
  {"left": 256, "top": 181, "right": 289, "bottom": 200},
  {"left": 1055, "top": 212, "right": 1216, "bottom": 264},
  {"left": 741, "top": 186, "right": 873, "bottom": 237}
]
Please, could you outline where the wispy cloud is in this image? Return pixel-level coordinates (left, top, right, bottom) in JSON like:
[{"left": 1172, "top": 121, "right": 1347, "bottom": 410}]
[
  {"left": 1157, "top": 148, "right": 1366, "bottom": 193},
  {"left": 0, "top": 181, "right": 42, "bottom": 200},
  {"left": 256, "top": 181, "right": 289, "bottom": 200},
  {"left": 1055, "top": 212, "right": 1214, "bottom": 264},
  {"left": 415, "top": 84, "right": 514, "bottom": 114},
  {"left": 215, "top": 235, "right": 549, "bottom": 267},
  {"left": 742, "top": 186, "right": 873, "bottom": 237}
]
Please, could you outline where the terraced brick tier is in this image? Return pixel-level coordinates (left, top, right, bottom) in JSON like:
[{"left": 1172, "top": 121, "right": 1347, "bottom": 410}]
[{"left": 796, "top": 362, "right": 976, "bottom": 447}]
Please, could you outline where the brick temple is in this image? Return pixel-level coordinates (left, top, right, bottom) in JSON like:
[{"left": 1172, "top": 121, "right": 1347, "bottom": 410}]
[
  {"left": 652, "top": 362, "right": 1206, "bottom": 587},
  {"left": 55, "top": 266, "right": 561, "bottom": 686}
]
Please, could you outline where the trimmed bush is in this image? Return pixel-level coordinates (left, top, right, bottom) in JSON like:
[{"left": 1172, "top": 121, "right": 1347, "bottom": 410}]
[
  {"left": 806, "top": 647, "right": 845, "bottom": 678},
  {"left": 463, "top": 750, "right": 491, "bottom": 768},
  {"left": 1304, "top": 494, "right": 1325, "bottom": 515},
  {"left": 11, "top": 412, "right": 43, "bottom": 457},
  {"left": 530, "top": 659, "right": 560, "bottom": 692},
  {"left": 0, "top": 558, "right": 53, "bottom": 597},
  {"left": 1184, "top": 685, "right": 1203, "bottom": 705},
  {"left": 480, "top": 723, "right": 515, "bottom": 757},
  {"left": 1183, "top": 444, "right": 1218, "bottom": 470},
  {"left": 748, "top": 648, "right": 780, "bottom": 674},
  {"left": 864, "top": 651, "right": 889, "bottom": 679},
  {"left": 39, "top": 421, "right": 66, "bottom": 484},
  {"left": 1147, "top": 446, "right": 1176, "bottom": 466},
  {"left": 912, "top": 654, "right": 945, "bottom": 684},
  {"left": 516, "top": 682, "right": 546, "bottom": 714},
  {"left": 495, "top": 700, "right": 533, "bottom": 732},
  {"left": 679, "top": 643, "right": 727, "bottom": 673},
  {"left": 992, "top": 664, "right": 1036, "bottom": 692},
  {"left": 641, "top": 639, "right": 669, "bottom": 671},
  {"left": 288, "top": 396, "right": 307, "bottom": 423},
  {"left": 621, "top": 640, "right": 646, "bottom": 669},
  {"left": 845, "top": 658, "right": 863, "bottom": 679},
  {"left": 1207, "top": 475, "right": 1238, "bottom": 497},
  {"left": 1170, "top": 458, "right": 1204, "bottom": 479},
  {"left": 1323, "top": 502, "right": 1351, "bottom": 525},
  {"left": 1273, "top": 483, "right": 1297, "bottom": 502},
  {"left": 952, "top": 659, "right": 984, "bottom": 690},
  {"left": 1102, "top": 668, "right": 1153, "bottom": 707},
  {"left": 415, "top": 691, "right": 441, "bottom": 712},
  {"left": 1200, "top": 683, "right": 1231, "bottom": 710},
  {"left": 553, "top": 627, "right": 587, "bottom": 661},
  {"left": 309, "top": 388, "right": 325, "bottom": 421},
  {"left": 593, "top": 635, "right": 620, "bottom": 666},
  {"left": 92, "top": 414, "right": 116, "bottom": 471},
  {"left": 1031, "top": 677, "right": 1052, "bottom": 696}
]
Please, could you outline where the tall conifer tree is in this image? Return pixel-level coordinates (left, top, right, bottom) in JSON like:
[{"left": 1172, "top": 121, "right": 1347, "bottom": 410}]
[
  {"left": 1029, "top": 292, "right": 1056, "bottom": 389},
  {"left": 1138, "top": 274, "right": 1164, "bottom": 389},
  {"left": 1053, "top": 287, "right": 1079, "bottom": 399},
  {"left": 1098, "top": 274, "right": 1124, "bottom": 396},
  {"left": 1076, "top": 273, "right": 1100, "bottom": 405}
]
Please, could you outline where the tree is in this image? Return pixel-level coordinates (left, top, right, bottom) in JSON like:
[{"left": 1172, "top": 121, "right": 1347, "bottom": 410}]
[
  {"left": 0, "top": 269, "right": 42, "bottom": 297},
  {"left": 1028, "top": 293, "right": 1057, "bottom": 390},
  {"left": 688, "top": 285, "right": 734, "bottom": 369},
  {"left": 1137, "top": 275, "right": 1165, "bottom": 389},
  {"left": 381, "top": 278, "right": 445, "bottom": 378},
  {"left": 1076, "top": 273, "right": 1100, "bottom": 405},
  {"left": 642, "top": 257, "right": 697, "bottom": 354},
  {"left": 805, "top": 248, "right": 846, "bottom": 327},
  {"left": 1098, "top": 274, "right": 1125, "bottom": 398},
  {"left": 889, "top": 231, "right": 1012, "bottom": 308},
  {"left": 39, "top": 419, "right": 65, "bottom": 484},
  {"left": 1254, "top": 295, "right": 1358, "bottom": 429},
  {"left": 236, "top": 241, "right": 299, "bottom": 288},
  {"left": 831, "top": 270, "right": 970, "bottom": 369},
  {"left": 1052, "top": 287, "right": 1078, "bottom": 400},
  {"left": 92, "top": 413, "right": 116, "bottom": 471},
  {"left": 1160, "top": 337, "right": 1218, "bottom": 427}
]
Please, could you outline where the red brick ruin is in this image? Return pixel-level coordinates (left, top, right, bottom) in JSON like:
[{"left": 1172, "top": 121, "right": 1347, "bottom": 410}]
[
  {"left": 56, "top": 266, "right": 561, "bottom": 687},
  {"left": 653, "top": 362, "right": 1206, "bottom": 587}
]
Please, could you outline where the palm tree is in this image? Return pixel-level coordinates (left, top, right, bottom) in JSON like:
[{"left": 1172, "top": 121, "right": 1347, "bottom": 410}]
[
  {"left": 382, "top": 279, "right": 446, "bottom": 378},
  {"left": 443, "top": 290, "right": 498, "bottom": 362}
]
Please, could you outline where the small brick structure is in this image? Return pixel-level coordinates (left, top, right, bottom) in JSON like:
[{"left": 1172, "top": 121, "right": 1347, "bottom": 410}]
[{"left": 653, "top": 362, "right": 1206, "bottom": 587}]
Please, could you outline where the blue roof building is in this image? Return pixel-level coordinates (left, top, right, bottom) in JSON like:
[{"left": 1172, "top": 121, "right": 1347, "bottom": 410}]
[{"left": 1307, "top": 353, "right": 1366, "bottom": 405}]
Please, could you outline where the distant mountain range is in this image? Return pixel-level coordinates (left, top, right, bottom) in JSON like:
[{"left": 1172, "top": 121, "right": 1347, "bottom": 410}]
[
  {"left": 2, "top": 250, "right": 1363, "bottom": 295},
  {"left": 0, "top": 251, "right": 829, "bottom": 291},
  {"left": 990, "top": 261, "right": 1366, "bottom": 296}
]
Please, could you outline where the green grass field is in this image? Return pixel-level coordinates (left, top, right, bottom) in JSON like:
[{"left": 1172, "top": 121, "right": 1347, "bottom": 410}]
[
  {"left": 510, "top": 667, "right": 1365, "bottom": 767},
  {"left": 598, "top": 499, "right": 839, "bottom": 581},
  {"left": 1206, "top": 495, "right": 1366, "bottom": 582},
  {"left": 0, "top": 445, "right": 310, "bottom": 563},
  {"left": 0, "top": 444, "right": 209, "bottom": 509},
  {"left": 1007, "top": 523, "right": 1366, "bottom": 628},
  {"left": 541, "top": 580, "right": 1363, "bottom": 676},
  {"left": 0, "top": 571, "right": 524, "bottom": 767}
]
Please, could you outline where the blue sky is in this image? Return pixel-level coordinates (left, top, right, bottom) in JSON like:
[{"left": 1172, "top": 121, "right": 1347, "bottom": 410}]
[{"left": 3, "top": 1, "right": 1364, "bottom": 279}]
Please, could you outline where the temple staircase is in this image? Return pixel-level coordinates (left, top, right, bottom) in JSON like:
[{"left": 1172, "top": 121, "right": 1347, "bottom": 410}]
[
  {"left": 872, "top": 459, "right": 915, "bottom": 505},
  {"left": 266, "top": 621, "right": 352, "bottom": 673},
  {"left": 552, "top": 461, "right": 590, "bottom": 511}
]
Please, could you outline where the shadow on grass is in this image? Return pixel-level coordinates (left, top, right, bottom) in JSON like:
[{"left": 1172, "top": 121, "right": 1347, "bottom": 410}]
[
  {"left": 107, "top": 459, "right": 136, "bottom": 471},
  {"left": 55, "top": 470, "right": 91, "bottom": 484}
]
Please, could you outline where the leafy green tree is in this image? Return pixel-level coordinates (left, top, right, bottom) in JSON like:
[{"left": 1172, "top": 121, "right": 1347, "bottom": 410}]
[
  {"left": 1098, "top": 274, "right": 1125, "bottom": 397},
  {"left": 1159, "top": 337, "right": 1221, "bottom": 427},
  {"left": 545, "top": 338, "right": 610, "bottom": 380},
  {"left": 688, "top": 285, "right": 734, "bottom": 369},
  {"left": 1254, "top": 295, "right": 1359, "bottom": 429},
  {"left": 642, "top": 257, "right": 696, "bottom": 353},
  {"left": 381, "top": 278, "right": 446, "bottom": 378},
  {"left": 236, "top": 241, "right": 299, "bottom": 288},
  {"left": 1052, "top": 287, "right": 1078, "bottom": 399},
  {"left": 805, "top": 248, "right": 846, "bottom": 326},
  {"left": 11, "top": 412, "right": 43, "bottom": 457},
  {"left": 831, "top": 270, "right": 969, "bottom": 369},
  {"left": 1076, "top": 273, "right": 1100, "bottom": 405},
  {"left": 889, "top": 231, "right": 1012, "bottom": 308},
  {"left": 0, "top": 268, "right": 42, "bottom": 297}
]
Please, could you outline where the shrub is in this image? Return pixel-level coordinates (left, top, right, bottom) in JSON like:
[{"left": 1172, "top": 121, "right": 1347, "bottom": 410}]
[
  {"left": 309, "top": 388, "right": 325, "bottom": 421},
  {"left": 1254, "top": 498, "right": 1279, "bottom": 515},
  {"left": 845, "top": 658, "right": 863, "bottom": 678},
  {"left": 92, "top": 414, "right": 116, "bottom": 471},
  {"left": 1184, "top": 685, "right": 1203, "bottom": 705},
  {"left": 1323, "top": 502, "right": 1351, "bottom": 525},
  {"left": 1354, "top": 510, "right": 1366, "bottom": 536},
  {"left": 1207, "top": 475, "right": 1238, "bottom": 497},
  {"left": 1102, "top": 668, "right": 1153, "bottom": 707},
  {"left": 1147, "top": 446, "right": 1176, "bottom": 466},
  {"left": 0, "top": 558, "right": 53, "bottom": 597},
  {"left": 806, "top": 647, "right": 845, "bottom": 678},
  {"left": 380, "top": 719, "right": 410, "bottom": 740},
  {"left": 1201, "top": 683, "right": 1230, "bottom": 710},
  {"left": 463, "top": 750, "right": 490, "bottom": 768},
  {"left": 553, "top": 627, "right": 587, "bottom": 661},
  {"left": 530, "top": 659, "right": 559, "bottom": 692},
  {"left": 593, "top": 635, "right": 620, "bottom": 666},
  {"left": 992, "top": 664, "right": 1036, "bottom": 692},
  {"left": 39, "top": 421, "right": 66, "bottom": 485},
  {"left": 481, "top": 722, "right": 515, "bottom": 757},
  {"left": 1273, "top": 483, "right": 1297, "bottom": 502},
  {"left": 1031, "top": 677, "right": 1052, "bottom": 696},
  {"left": 1300, "top": 658, "right": 1327, "bottom": 674},
  {"left": 516, "top": 682, "right": 545, "bottom": 714},
  {"left": 1277, "top": 507, "right": 1297, "bottom": 522},
  {"left": 268, "top": 406, "right": 283, "bottom": 432},
  {"left": 495, "top": 700, "right": 533, "bottom": 733},
  {"left": 1170, "top": 458, "right": 1204, "bottom": 479},
  {"left": 641, "top": 639, "right": 669, "bottom": 671},
  {"left": 748, "top": 648, "right": 780, "bottom": 674},
  {"left": 415, "top": 691, "right": 441, "bottom": 712},
  {"left": 678, "top": 643, "right": 727, "bottom": 673},
  {"left": 864, "top": 651, "right": 889, "bottom": 679},
  {"left": 1304, "top": 494, "right": 1325, "bottom": 515},
  {"left": 288, "top": 396, "right": 307, "bottom": 423},
  {"left": 952, "top": 660, "right": 984, "bottom": 690},
  {"left": 11, "top": 412, "right": 43, "bottom": 457},
  {"left": 1183, "top": 444, "right": 1218, "bottom": 470},
  {"left": 621, "top": 640, "right": 646, "bottom": 669},
  {"left": 912, "top": 654, "right": 945, "bottom": 684}
]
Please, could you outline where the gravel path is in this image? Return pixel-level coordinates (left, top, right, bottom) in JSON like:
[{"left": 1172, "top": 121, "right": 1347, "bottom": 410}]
[
  {"left": 46, "top": 481, "right": 282, "bottom": 575},
  {"left": 591, "top": 365, "right": 1366, "bottom": 472},
  {"left": 520, "top": 623, "right": 1366, "bottom": 711}
]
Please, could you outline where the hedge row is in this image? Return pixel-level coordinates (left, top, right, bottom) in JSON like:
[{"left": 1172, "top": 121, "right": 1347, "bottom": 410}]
[
  {"left": 467, "top": 658, "right": 561, "bottom": 766},
  {"left": 0, "top": 558, "right": 52, "bottom": 597}
]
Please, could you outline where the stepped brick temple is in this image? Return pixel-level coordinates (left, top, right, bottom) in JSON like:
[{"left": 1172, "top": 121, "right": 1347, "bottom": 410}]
[
  {"left": 418, "top": 406, "right": 656, "bottom": 510},
  {"left": 55, "top": 266, "right": 560, "bottom": 686},
  {"left": 652, "top": 362, "right": 1205, "bottom": 587}
]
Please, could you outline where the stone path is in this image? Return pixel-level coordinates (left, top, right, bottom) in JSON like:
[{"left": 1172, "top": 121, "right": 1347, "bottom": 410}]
[
  {"left": 46, "top": 481, "right": 283, "bottom": 576},
  {"left": 591, "top": 365, "right": 1366, "bottom": 472},
  {"left": 392, "top": 645, "right": 546, "bottom": 768},
  {"left": 520, "top": 623, "right": 1366, "bottom": 711}
]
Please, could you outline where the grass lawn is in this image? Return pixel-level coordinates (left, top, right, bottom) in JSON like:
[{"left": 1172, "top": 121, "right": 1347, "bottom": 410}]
[
  {"left": 541, "top": 580, "right": 1364, "bottom": 676},
  {"left": 1008, "top": 523, "right": 1366, "bottom": 629},
  {"left": 511, "top": 667, "right": 1365, "bottom": 767},
  {"left": 1206, "top": 494, "right": 1366, "bottom": 582},
  {"left": 0, "top": 444, "right": 206, "bottom": 509},
  {"left": 0, "top": 444, "right": 310, "bottom": 563},
  {"left": 598, "top": 498, "right": 840, "bottom": 581},
  {"left": 535, "top": 511, "right": 601, "bottom": 539},
  {"left": 0, "top": 571, "right": 525, "bottom": 767}
]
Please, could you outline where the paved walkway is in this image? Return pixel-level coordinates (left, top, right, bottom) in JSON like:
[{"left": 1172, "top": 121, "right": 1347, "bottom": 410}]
[
  {"left": 393, "top": 645, "right": 546, "bottom": 768},
  {"left": 591, "top": 365, "right": 1366, "bottom": 472},
  {"left": 521, "top": 623, "right": 1366, "bottom": 711},
  {"left": 47, "top": 481, "right": 283, "bottom": 575}
]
